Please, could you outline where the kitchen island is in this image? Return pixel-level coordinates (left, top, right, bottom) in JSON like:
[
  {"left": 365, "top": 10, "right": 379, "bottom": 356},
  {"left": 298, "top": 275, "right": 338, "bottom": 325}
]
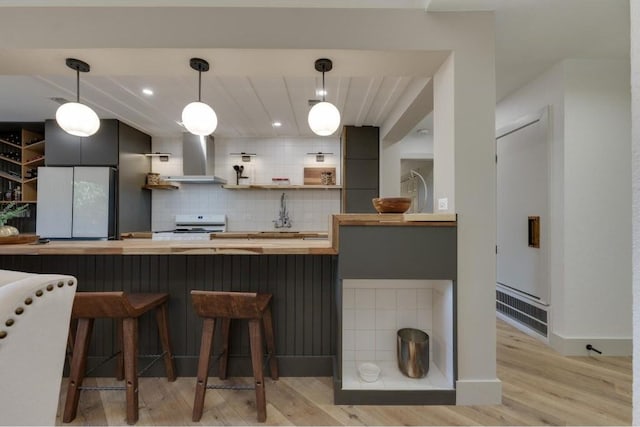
[
  {"left": 0, "top": 214, "right": 457, "bottom": 405},
  {"left": 0, "top": 237, "right": 336, "bottom": 255}
]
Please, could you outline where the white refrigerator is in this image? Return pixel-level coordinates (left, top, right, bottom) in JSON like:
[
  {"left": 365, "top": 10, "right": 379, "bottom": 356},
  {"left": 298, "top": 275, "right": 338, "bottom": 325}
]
[{"left": 36, "top": 167, "right": 117, "bottom": 239}]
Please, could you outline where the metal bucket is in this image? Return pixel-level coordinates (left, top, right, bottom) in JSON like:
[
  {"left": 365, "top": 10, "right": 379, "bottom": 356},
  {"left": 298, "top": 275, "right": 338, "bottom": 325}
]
[{"left": 397, "top": 328, "right": 429, "bottom": 378}]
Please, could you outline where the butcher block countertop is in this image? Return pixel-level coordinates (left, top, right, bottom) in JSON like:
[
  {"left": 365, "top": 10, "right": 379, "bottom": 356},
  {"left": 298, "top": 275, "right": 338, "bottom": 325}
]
[
  {"left": 0, "top": 214, "right": 456, "bottom": 255},
  {"left": 0, "top": 238, "right": 336, "bottom": 255},
  {"left": 330, "top": 213, "right": 457, "bottom": 251}
]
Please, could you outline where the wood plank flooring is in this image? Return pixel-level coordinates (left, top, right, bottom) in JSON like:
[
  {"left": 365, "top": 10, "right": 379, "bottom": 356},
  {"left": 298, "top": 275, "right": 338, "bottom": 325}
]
[{"left": 55, "top": 319, "right": 632, "bottom": 426}]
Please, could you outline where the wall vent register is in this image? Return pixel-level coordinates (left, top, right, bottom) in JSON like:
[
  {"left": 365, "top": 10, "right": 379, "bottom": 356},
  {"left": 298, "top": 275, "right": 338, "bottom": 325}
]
[{"left": 152, "top": 214, "right": 226, "bottom": 240}]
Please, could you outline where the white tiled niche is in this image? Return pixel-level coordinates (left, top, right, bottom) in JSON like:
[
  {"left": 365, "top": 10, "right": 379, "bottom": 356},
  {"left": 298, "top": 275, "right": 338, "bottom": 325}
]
[{"left": 342, "top": 279, "right": 454, "bottom": 391}]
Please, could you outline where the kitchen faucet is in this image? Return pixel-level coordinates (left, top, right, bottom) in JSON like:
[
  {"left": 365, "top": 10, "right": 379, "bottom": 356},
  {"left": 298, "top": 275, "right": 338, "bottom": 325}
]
[{"left": 274, "top": 192, "right": 292, "bottom": 228}]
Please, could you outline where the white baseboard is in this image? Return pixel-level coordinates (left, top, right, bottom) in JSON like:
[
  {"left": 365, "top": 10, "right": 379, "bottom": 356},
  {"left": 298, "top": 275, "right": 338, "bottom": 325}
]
[
  {"left": 455, "top": 379, "right": 502, "bottom": 405},
  {"left": 549, "top": 332, "right": 632, "bottom": 356}
]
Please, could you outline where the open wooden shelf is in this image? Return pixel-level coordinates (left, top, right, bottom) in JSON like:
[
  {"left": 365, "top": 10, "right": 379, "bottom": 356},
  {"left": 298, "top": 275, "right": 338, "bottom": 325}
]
[
  {"left": 0, "top": 127, "right": 45, "bottom": 203},
  {"left": 222, "top": 184, "right": 342, "bottom": 190},
  {"left": 0, "top": 171, "right": 22, "bottom": 183},
  {"left": 142, "top": 184, "right": 179, "bottom": 190},
  {"left": 0, "top": 200, "right": 36, "bottom": 204}
]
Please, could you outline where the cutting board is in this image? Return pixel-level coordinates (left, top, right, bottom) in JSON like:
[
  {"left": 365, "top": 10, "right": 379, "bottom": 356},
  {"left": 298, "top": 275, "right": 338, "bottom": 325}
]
[
  {"left": 0, "top": 234, "right": 39, "bottom": 244},
  {"left": 304, "top": 167, "right": 336, "bottom": 185}
]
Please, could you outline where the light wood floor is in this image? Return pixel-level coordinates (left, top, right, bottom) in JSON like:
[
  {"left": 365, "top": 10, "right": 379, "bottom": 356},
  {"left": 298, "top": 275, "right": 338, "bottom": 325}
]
[{"left": 55, "top": 319, "right": 632, "bottom": 426}]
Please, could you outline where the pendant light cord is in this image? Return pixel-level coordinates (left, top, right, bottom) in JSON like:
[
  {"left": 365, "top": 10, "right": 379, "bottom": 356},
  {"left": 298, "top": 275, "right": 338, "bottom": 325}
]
[
  {"left": 322, "top": 69, "right": 326, "bottom": 102},
  {"left": 76, "top": 67, "right": 80, "bottom": 103},
  {"left": 198, "top": 70, "right": 202, "bottom": 102}
]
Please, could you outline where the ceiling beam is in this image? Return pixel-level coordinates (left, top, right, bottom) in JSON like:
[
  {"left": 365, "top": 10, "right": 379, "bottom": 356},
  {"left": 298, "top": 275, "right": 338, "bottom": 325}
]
[{"left": 380, "top": 78, "right": 433, "bottom": 143}]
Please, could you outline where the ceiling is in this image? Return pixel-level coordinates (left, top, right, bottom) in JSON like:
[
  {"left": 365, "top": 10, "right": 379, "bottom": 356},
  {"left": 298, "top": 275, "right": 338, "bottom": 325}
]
[{"left": 0, "top": 0, "right": 630, "bottom": 140}]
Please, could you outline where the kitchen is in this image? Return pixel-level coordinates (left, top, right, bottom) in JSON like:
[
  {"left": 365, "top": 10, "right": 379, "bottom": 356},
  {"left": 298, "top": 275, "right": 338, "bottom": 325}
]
[
  {"left": 0, "top": 3, "right": 499, "bottom": 422},
  {"left": 0, "top": 2, "right": 631, "bottom": 426}
]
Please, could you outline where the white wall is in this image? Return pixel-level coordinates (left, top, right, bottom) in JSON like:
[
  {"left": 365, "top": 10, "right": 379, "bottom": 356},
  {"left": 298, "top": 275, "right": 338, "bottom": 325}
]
[
  {"left": 380, "top": 131, "right": 433, "bottom": 198},
  {"left": 497, "top": 58, "right": 632, "bottom": 355},
  {"left": 630, "top": 1, "right": 640, "bottom": 422},
  {"left": 433, "top": 53, "right": 456, "bottom": 214},
  {"left": 563, "top": 59, "right": 631, "bottom": 341}
]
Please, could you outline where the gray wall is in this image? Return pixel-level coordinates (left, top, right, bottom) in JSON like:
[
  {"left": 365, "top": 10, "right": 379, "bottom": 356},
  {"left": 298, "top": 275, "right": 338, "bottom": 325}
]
[{"left": 118, "top": 123, "right": 151, "bottom": 234}]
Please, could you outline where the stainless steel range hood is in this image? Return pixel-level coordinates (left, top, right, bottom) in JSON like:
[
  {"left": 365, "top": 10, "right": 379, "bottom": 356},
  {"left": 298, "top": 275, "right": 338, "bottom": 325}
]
[{"left": 162, "top": 133, "right": 227, "bottom": 184}]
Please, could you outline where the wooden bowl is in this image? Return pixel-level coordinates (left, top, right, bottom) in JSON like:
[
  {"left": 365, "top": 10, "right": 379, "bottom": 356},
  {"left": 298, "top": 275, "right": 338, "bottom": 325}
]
[{"left": 372, "top": 197, "right": 412, "bottom": 213}]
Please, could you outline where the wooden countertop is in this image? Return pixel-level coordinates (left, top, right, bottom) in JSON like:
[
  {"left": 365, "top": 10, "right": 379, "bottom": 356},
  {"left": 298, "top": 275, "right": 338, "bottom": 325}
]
[
  {"left": 210, "top": 231, "right": 328, "bottom": 239},
  {"left": 0, "top": 238, "right": 336, "bottom": 255},
  {"left": 330, "top": 213, "right": 457, "bottom": 252},
  {"left": 0, "top": 214, "right": 456, "bottom": 255}
]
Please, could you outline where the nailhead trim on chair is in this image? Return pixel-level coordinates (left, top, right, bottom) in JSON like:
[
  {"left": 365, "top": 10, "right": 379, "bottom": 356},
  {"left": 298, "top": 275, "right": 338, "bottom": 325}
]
[{"left": 0, "top": 279, "right": 76, "bottom": 343}]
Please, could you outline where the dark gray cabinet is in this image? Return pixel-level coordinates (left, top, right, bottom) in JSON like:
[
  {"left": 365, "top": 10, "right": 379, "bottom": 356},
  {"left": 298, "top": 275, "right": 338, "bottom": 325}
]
[
  {"left": 45, "top": 119, "right": 119, "bottom": 166},
  {"left": 44, "top": 118, "right": 152, "bottom": 234},
  {"left": 341, "top": 126, "right": 379, "bottom": 213}
]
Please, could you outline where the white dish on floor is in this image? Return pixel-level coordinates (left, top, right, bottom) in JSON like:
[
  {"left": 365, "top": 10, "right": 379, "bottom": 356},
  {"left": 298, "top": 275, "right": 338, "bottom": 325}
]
[{"left": 358, "top": 362, "right": 381, "bottom": 382}]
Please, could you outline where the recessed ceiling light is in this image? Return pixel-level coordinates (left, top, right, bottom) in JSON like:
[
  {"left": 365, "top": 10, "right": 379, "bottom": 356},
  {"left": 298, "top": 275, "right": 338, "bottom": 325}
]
[
  {"left": 315, "top": 89, "right": 327, "bottom": 97},
  {"left": 142, "top": 88, "right": 154, "bottom": 96},
  {"left": 272, "top": 121, "right": 282, "bottom": 127}
]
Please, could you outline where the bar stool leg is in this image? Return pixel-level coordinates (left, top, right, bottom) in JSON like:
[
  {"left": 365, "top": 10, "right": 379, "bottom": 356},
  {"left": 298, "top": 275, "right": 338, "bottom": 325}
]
[
  {"left": 262, "top": 305, "right": 279, "bottom": 380},
  {"left": 63, "top": 318, "right": 94, "bottom": 423},
  {"left": 193, "top": 318, "right": 216, "bottom": 422},
  {"left": 115, "top": 318, "right": 124, "bottom": 381},
  {"left": 248, "top": 319, "right": 266, "bottom": 422},
  {"left": 218, "top": 317, "right": 231, "bottom": 380},
  {"left": 155, "top": 302, "right": 176, "bottom": 381},
  {"left": 65, "top": 318, "right": 78, "bottom": 372},
  {"left": 123, "top": 318, "right": 139, "bottom": 425}
]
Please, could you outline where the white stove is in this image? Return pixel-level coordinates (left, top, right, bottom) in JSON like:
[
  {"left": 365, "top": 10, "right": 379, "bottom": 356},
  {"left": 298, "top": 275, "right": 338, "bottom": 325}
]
[{"left": 152, "top": 214, "right": 226, "bottom": 241}]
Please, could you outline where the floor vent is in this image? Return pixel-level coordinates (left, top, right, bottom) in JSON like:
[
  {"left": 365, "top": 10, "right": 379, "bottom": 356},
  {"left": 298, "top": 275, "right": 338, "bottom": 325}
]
[{"left": 496, "top": 289, "right": 548, "bottom": 336}]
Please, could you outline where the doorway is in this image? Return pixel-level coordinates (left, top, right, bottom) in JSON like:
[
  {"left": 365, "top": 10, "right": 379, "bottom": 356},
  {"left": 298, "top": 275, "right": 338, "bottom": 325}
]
[{"left": 400, "top": 158, "right": 433, "bottom": 213}]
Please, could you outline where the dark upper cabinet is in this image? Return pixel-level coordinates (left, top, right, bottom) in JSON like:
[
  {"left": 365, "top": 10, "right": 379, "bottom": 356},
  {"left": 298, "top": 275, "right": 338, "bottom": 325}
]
[
  {"left": 44, "top": 119, "right": 81, "bottom": 165},
  {"left": 44, "top": 119, "right": 152, "bottom": 233},
  {"left": 45, "top": 119, "right": 119, "bottom": 166},
  {"left": 343, "top": 125, "right": 379, "bottom": 159},
  {"left": 341, "top": 126, "right": 380, "bottom": 213},
  {"left": 345, "top": 159, "right": 379, "bottom": 188}
]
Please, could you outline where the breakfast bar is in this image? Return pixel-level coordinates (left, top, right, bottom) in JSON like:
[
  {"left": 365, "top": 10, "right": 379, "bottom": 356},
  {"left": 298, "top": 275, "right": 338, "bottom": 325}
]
[{"left": 0, "top": 214, "right": 457, "bottom": 405}]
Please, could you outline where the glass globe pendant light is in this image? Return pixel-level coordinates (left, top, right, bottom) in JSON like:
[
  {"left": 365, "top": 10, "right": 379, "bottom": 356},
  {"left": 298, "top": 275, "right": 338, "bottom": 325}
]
[
  {"left": 308, "top": 58, "right": 341, "bottom": 136},
  {"left": 182, "top": 58, "right": 218, "bottom": 136},
  {"left": 55, "top": 58, "right": 100, "bottom": 137}
]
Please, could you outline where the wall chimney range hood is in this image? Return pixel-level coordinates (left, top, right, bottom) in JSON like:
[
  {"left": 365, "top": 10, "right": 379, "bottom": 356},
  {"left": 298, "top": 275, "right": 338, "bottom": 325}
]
[{"left": 162, "top": 133, "right": 227, "bottom": 184}]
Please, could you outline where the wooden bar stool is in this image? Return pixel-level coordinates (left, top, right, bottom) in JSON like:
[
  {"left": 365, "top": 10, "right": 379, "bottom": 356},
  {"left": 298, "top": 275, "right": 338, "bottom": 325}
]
[
  {"left": 63, "top": 292, "right": 176, "bottom": 425},
  {"left": 190, "top": 291, "right": 278, "bottom": 423}
]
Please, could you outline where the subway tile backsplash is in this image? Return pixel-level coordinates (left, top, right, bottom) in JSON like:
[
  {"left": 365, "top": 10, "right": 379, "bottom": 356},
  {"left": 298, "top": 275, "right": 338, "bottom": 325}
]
[{"left": 150, "top": 135, "right": 341, "bottom": 231}]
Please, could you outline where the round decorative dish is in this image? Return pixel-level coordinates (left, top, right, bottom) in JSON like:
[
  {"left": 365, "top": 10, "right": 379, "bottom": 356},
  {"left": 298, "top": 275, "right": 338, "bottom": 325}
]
[
  {"left": 358, "top": 362, "right": 381, "bottom": 382},
  {"left": 372, "top": 197, "right": 412, "bottom": 213}
]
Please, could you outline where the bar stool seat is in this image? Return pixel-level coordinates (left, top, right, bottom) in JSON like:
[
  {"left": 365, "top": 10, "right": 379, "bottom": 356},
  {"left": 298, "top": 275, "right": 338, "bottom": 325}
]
[
  {"left": 63, "top": 292, "right": 176, "bottom": 425},
  {"left": 191, "top": 291, "right": 278, "bottom": 423}
]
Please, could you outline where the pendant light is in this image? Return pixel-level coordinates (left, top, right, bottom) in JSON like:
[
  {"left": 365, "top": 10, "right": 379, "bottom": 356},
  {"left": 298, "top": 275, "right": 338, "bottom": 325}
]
[
  {"left": 55, "top": 58, "right": 100, "bottom": 137},
  {"left": 308, "top": 58, "right": 341, "bottom": 136},
  {"left": 182, "top": 58, "right": 218, "bottom": 136}
]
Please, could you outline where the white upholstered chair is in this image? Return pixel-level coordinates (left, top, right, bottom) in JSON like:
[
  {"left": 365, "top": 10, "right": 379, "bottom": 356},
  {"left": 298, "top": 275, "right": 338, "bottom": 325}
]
[{"left": 0, "top": 269, "right": 77, "bottom": 426}]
